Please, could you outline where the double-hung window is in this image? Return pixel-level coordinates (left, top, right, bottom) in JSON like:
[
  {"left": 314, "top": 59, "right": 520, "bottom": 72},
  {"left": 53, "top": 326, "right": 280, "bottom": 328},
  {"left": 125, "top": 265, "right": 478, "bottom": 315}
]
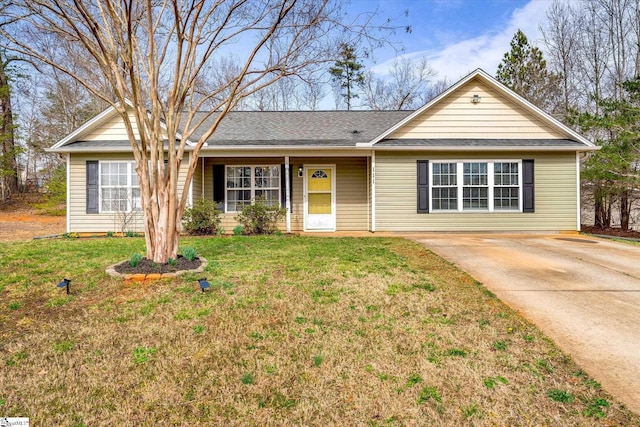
[
  {"left": 226, "top": 165, "right": 280, "bottom": 212},
  {"left": 463, "top": 162, "right": 489, "bottom": 209},
  {"left": 429, "top": 161, "right": 521, "bottom": 212},
  {"left": 432, "top": 162, "right": 458, "bottom": 210},
  {"left": 494, "top": 162, "right": 520, "bottom": 210},
  {"left": 100, "top": 161, "right": 140, "bottom": 212}
]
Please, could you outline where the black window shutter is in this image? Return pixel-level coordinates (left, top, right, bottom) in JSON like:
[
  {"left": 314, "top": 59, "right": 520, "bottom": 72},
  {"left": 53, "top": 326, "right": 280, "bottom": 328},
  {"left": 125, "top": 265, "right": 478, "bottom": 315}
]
[
  {"left": 417, "top": 160, "right": 429, "bottom": 213},
  {"left": 523, "top": 159, "right": 535, "bottom": 213},
  {"left": 86, "top": 161, "right": 99, "bottom": 214},
  {"left": 280, "top": 164, "right": 292, "bottom": 207},
  {"left": 213, "top": 164, "right": 225, "bottom": 212}
]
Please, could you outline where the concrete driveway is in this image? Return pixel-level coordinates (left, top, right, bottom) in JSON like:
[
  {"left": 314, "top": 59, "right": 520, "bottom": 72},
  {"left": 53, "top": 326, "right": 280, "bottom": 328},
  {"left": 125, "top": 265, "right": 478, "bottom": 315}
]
[{"left": 408, "top": 233, "right": 640, "bottom": 414}]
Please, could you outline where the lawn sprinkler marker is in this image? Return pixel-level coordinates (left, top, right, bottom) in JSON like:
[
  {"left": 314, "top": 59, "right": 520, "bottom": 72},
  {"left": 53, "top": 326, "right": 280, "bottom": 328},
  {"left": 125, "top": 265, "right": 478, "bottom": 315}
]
[
  {"left": 198, "top": 278, "right": 210, "bottom": 293},
  {"left": 57, "top": 278, "right": 71, "bottom": 294}
]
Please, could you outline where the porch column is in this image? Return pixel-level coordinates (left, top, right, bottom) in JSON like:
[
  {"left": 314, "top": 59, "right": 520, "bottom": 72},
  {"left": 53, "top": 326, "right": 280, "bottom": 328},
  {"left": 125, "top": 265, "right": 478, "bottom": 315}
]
[
  {"left": 285, "top": 156, "right": 291, "bottom": 233},
  {"left": 371, "top": 150, "right": 376, "bottom": 232}
]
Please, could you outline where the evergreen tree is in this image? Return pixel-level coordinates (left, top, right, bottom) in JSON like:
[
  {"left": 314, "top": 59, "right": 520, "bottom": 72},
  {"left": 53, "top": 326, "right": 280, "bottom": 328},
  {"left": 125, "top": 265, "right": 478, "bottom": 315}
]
[
  {"left": 496, "top": 29, "right": 561, "bottom": 114},
  {"left": 572, "top": 77, "right": 640, "bottom": 229},
  {"left": 329, "top": 43, "right": 365, "bottom": 110},
  {"left": 0, "top": 50, "right": 19, "bottom": 198}
]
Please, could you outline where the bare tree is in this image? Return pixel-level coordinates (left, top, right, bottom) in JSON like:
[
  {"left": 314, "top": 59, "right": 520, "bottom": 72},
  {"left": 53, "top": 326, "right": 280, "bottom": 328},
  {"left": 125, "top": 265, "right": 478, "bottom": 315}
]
[
  {"left": 1, "top": 0, "right": 391, "bottom": 263},
  {"left": 362, "top": 56, "right": 436, "bottom": 110},
  {"left": 540, "top": 1, "right": 580, "bottom": 119}
]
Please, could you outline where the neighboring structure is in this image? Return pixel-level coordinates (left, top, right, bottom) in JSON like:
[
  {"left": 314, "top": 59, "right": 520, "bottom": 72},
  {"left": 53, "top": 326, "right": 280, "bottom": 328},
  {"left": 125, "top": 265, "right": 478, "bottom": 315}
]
[{"left": 49, "top": 69, "right": 597, "bottom": 234}]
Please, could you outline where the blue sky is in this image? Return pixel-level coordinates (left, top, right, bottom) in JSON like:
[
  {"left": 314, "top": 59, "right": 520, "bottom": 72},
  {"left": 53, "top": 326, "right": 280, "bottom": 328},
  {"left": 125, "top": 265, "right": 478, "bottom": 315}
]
[{"left": 352, "top": 0, "right": 554, "bottom": 82}]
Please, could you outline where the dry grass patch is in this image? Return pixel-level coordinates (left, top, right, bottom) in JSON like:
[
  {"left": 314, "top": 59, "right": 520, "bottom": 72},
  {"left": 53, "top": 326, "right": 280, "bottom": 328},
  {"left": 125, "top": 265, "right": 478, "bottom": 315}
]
[{"left": 0, "top": 236, "right": 638, "bottom": 426}]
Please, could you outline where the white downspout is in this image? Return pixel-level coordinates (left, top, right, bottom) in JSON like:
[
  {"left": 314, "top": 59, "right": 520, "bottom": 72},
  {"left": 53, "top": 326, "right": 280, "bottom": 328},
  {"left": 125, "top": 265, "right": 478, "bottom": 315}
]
[
  {"left": 576, "top": 152, "right": 581, "bottom": 231},
  {"left": 371, "top": 150, "right": 376, "bottom": 233},
  {"left": 201, "top": 156, "right": 205, "bottom": 199},
  {"left": 66, "top": 153, "right": 70, "bottom": 233},
  {"left": 366, "top": 156, "right": 370, "bottom": 231},
  {"left": 285, "top": 156, "right": 291, "bottom": 233},
  {"left": 187, "top": 152, "right": 193, "bottom": 207}
]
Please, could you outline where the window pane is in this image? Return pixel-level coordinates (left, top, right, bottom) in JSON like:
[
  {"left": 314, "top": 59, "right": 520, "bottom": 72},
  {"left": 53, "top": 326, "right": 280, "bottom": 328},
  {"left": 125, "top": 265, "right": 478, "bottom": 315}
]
[
  {"left": 131, "top": 188, "right": 141, "bottom": 211},
  {"left": 102, "top": 188, "right": 128, "bottom": 211},
  {"left": 463, "top": 162, "right": 487, "bottom": 185},
  {"left": 463, "top": 187, "right": 488, "bottom": 209},
  {"left": 227, "top": 167, "right": 250, "bottom": 189},
  {"left": 255, "top": 189, "right": 279, "bottom": 206},
  {"left": 308, "top": 193, "right": 332, "bottom": 214},
  {"left": 494, "top": 187, "right": 519, "bottom": 210},
  {"left": 432, "top": 187, "right": 457, "bottom": 210},
  {"left": 494, "top": 162, "right": 519, "bottom": 186},
  {"left": 227, "top": 189, "right": 251, "bottom": 212},
  {"left": 433, "top": 162, "right": 457, "bottom": 186},
  {"left": 130, "top": 163, "right": 139, "bottom": 186}
]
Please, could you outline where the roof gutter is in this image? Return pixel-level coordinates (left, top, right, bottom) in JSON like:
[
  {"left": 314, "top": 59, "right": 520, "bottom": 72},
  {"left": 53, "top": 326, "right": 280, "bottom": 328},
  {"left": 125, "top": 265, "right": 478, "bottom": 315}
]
[
  {"left": 47, "top": 144, "right": 601, "bottom": 154},
  {"left": 370, "top": 145, "right": 600, "bottom": 152}
]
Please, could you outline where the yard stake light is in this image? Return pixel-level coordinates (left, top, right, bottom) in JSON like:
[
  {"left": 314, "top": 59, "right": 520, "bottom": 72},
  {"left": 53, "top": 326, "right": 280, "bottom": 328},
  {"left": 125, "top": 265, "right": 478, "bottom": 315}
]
[
  {"left": 198, "top": 278, "right": 210, "bottom": 293},
  {"left": 57, "top": 278, "right": 71, "bottom": 294}
]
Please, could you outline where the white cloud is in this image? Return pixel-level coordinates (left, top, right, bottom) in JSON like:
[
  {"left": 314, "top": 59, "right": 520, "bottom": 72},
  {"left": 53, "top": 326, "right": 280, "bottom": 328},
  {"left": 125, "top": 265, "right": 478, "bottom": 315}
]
[{"left": 371, "top": 0, "right": 553, "bottom": 83}]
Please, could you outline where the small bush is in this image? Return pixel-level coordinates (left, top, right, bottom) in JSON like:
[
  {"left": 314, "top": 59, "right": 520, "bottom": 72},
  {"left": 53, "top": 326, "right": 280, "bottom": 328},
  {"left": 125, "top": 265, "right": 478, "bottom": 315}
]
[
  {"left": 236, "top": 196, "right": 286, "bottom": 235},
  {"left": 547, "top": 389, "right": 574, "bottom": 403},
  {"left": 417, "top": 386, "right": 442, "bottom": 404},
  {"left": 182, "top": 198, "right": 222, "bottom": 235},
  {"left": 129, "top": 253, "right": 143, "bottom": 267},
  {"left": 241, "top": 372, "right": 254, "bottom": 385},
  {"left": 45, "top": 164, "right": 67, "bottom": 204},
  {"left": 167, "top": 258, "right": 178, "bottom": 267},
  {"left": 233, "top": 225, "right": 243, "bottom": 236},
  {"left": 182, "top": 247, "right": 197, "bottom": 262}
]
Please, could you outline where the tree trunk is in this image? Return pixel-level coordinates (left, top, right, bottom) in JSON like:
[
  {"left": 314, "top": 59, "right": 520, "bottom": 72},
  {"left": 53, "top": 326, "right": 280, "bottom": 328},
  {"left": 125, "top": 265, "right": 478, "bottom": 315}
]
[
  {"left": 594, "top": 186, "right": 613, "bottom": 228},
  {"left": 620, "top": 190, "right": 630, "bottom": 230},
  {"left": 140, "top": 176, "right": 182, "bottom": 264},
  {"left": 0, "top": 57, "right": 18, "bottom": 196}
]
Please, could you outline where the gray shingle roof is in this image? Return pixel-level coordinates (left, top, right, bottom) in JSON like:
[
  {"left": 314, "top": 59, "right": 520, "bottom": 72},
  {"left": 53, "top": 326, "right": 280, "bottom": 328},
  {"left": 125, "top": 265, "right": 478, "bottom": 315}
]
[
  {"left": 185, "top": 111, "right": 413, "bottom": 145},
  {"left": 54, "top": 111, "right": 593, "bottom": 152}
]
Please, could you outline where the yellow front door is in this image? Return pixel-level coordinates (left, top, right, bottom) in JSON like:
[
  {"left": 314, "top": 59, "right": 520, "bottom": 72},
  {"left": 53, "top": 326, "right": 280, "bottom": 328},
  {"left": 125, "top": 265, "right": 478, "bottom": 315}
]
[{"left": 305, "top": 165, "right": 335, "bottom": 231}]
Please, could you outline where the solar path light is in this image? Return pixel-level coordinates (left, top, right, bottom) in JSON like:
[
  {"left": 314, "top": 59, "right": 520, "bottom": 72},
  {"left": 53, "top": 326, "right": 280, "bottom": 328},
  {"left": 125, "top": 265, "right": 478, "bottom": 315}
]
[
  {"left": 198, "top": 278, "right": 210, "bottom": 293},
  {"left": 57, "top": 278, "right": 71, "bottom": 294}
]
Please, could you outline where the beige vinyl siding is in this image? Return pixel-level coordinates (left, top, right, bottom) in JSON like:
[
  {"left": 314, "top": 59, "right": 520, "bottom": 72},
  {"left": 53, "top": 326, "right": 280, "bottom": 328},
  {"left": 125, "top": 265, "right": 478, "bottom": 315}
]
[
  {"left": 202, "top": 157, "right": 368, "bottom": 232},
  {"left": 83, "top": 111, "right": 142, "bottom": 141},
  {"left": 192, "top": 156, "right": 203, "bottom": 202},
  {"left": 68, "top": 153, "right": 190, "bottom": 232},
  {"left": 375, "top": 151, "right": 578, "bottom": 232},
  {"left": 388, "top": 79, "right": 565, "bottom": 140},
  {"left": 287, "top": 157, "right": 369, "bottom": 231}
]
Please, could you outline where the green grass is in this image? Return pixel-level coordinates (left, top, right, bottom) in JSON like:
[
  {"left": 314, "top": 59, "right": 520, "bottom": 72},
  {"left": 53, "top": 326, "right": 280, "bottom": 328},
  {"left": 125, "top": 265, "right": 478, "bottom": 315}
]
[{"left": 0, "top": 236, "right": 637, "bottom": 426}]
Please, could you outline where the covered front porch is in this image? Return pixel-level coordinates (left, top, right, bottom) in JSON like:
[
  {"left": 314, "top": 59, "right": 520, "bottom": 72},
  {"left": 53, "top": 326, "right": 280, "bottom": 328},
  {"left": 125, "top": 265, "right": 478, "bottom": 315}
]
[{"left": 191, "top": 154, "right": 372, "bottom": 233}]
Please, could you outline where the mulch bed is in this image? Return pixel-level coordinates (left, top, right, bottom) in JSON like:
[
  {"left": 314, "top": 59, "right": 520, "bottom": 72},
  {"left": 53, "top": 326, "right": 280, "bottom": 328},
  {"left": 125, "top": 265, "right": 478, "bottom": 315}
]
[
  {"left": 114, "top": 255, "right": 202, "bottom": 275},
  {"left": 581, "top": 225, "right": 640, "bottom": 239}
]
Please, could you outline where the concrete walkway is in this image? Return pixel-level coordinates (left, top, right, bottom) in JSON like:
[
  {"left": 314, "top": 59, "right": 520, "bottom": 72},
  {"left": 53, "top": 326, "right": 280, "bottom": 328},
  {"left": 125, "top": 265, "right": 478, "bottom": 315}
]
[{"left": 408, "top": 233, "right": 640, "bottom": 414}]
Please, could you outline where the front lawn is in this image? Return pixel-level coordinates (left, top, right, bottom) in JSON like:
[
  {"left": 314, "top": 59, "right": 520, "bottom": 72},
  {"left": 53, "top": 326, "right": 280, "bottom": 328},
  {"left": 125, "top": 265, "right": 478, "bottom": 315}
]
[{"left": 0, "top": 236, "right": 637, "bottom": 426}]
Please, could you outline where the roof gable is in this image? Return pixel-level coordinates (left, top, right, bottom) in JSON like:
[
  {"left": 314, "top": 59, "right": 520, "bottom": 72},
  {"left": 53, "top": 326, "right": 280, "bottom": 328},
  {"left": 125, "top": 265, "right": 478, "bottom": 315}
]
[
  {"left": 49, "top": 100, "right": 181, "bottom": 151},
  {"left": 365, "top": 69, "right": 594, "bottom": 147}
]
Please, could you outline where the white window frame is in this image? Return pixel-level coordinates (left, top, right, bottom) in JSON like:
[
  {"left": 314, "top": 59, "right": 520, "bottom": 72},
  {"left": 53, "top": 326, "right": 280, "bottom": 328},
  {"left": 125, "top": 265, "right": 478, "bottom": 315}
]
[
  {"left": 99, "top": 161, "right": 141, "bottom": 213},
  {"left": 225, "top": 165, "right": 280, "bottom": 213},
  {"left": 429, "top": 160, "right": 523, "bottom": 213}
]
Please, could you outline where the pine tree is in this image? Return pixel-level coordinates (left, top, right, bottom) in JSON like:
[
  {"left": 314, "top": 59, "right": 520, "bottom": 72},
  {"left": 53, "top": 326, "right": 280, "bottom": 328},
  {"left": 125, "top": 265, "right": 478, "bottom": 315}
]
[
  {"left": 573, "top": 77, "right": 640, "bottom": 229},
  {"left": 0, "top": 51, "right": 19, "bottom": 198},
  {"left": 329, "top": 43, "right": 365, "bottom": 110},
  {"left": 496, "top": 30, "right": 561, "bottom": 114}
]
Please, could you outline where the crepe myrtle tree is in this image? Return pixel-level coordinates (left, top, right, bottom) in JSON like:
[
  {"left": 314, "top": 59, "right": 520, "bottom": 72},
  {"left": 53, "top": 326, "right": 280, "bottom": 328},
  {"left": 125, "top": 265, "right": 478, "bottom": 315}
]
[{"left": 1, "top": 0, "right": 391, "bottom": 263}]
